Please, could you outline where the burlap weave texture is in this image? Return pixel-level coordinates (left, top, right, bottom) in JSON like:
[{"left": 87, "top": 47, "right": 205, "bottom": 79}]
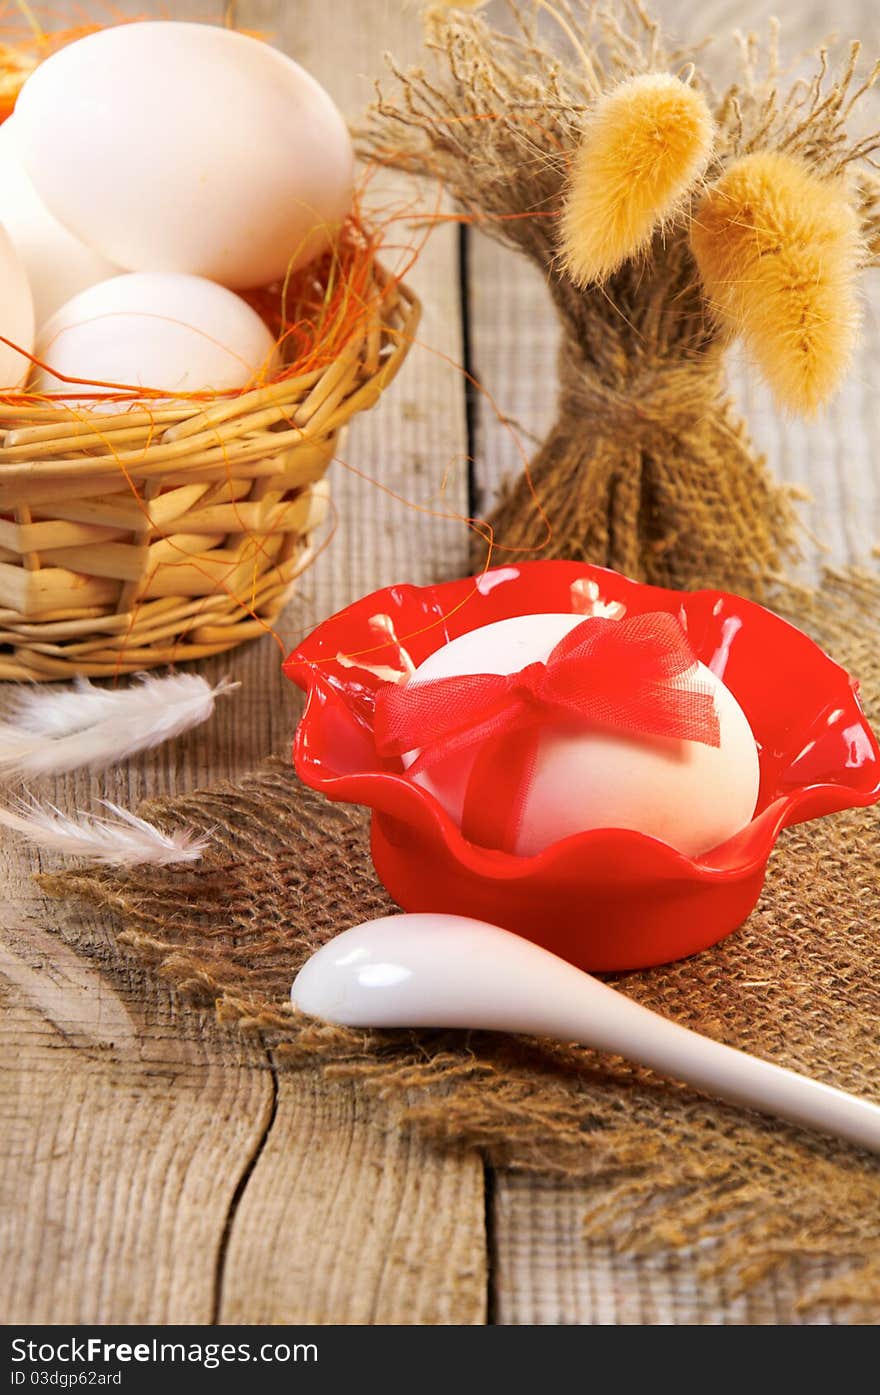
[{"left": 45, "top": 572, "right": 880, "bottom": 1318}]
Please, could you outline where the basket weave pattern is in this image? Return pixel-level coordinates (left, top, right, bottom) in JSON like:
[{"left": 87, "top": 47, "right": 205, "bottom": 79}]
[{"left": 0, "top": 270, "right": 419, "bottom": 679}]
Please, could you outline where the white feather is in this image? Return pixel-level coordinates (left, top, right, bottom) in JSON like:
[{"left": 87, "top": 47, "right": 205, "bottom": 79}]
[
  {"left": 0, "top": 673, "right": 238, "bottom": 781},
  {"left": 0, "top": 798, "right": 209, "bottom": 866}
]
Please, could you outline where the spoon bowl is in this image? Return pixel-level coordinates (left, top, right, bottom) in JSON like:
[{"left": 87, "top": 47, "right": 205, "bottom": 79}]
[{"left": 292, "top": 912, "right": 880, "bottom": 1155}]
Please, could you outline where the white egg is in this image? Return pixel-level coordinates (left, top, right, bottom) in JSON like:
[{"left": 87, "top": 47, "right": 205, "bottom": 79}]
[
  {"left": 404, "top": 613, "right": 761, "bottom": 858},
  {"left": 0, "top": 120, "right": 120, "bottom": 324},
  {"left": 0, "top": 221, "right": 35, "bottom": 388},
  {"left": 34, "top": 272, "right": 278, "bottom": 398},
  {"left": 15, "top": 21, "right": 355, "bottom": 291}
]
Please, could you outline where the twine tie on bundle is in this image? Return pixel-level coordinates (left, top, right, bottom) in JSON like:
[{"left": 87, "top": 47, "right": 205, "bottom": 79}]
[
  {"left": 375, "top": 612, "right": 720, "bottom": 851},
  {"left": 556, "top": 342, "right": 725, "bottom": 443}
]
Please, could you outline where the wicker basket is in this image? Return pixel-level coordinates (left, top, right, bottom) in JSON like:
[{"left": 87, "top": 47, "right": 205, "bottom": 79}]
[{"left": 0, "top": 268, "right": 419, "bottom": 680}]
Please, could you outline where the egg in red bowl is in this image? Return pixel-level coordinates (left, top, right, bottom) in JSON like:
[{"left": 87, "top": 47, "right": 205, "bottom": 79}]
[{"left": 283, "top": 562, "right": 880, "bottom": 971}]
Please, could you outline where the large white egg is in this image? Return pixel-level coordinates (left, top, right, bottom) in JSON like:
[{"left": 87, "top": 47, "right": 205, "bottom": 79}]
[
  {"left": 0, "top": 222, "right": 35, "bottom": 388},
  {"left": 14, "top": 22, "right": 355, "bottom": 290},
  {"left": 0, "top": 120, "right": 120, "bottom": 324},
  {"left": 404, "top": 613, "right": 761, "bottom": 858},
  {"left": 34, "top": 272, "right": 278, "bottom": 398}
]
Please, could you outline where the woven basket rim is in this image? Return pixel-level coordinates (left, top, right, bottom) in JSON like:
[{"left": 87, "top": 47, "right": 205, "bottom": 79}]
[
  {"left": 0, "top": 261, "right": 419, "bottom": 483},
  {"left": 0, "top": 265, "right": 421, "bottom": 679}
]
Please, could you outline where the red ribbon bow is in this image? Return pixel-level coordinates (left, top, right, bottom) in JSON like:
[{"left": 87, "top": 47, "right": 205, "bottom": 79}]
[{"left": 374, "top": 612, "right": 720, "bottom": 852}]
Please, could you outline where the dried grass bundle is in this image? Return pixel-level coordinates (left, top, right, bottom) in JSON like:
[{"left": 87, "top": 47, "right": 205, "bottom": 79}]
[{"left": 365, "top": 2, "right": 880, "bottom": 596}]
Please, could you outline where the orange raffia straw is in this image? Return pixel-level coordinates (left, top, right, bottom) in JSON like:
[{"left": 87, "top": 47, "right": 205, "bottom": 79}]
[
  {"left": 0, "top": 0, "right": 148, "bottom": 123},
  {"left": 3, "top": 185, "right": 417, "bottom": 407},
  {"left": 0, "top": 41, "right": 35, "bottom": 121},
  {"left": 0, "top": 0, "right": 184, "bottom": 122}
]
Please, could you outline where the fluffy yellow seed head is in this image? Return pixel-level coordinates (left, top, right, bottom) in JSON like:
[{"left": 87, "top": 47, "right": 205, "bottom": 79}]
[
  {"left": 690, "top": 151, "right": 863, "bottom": 416},
  {"left": 560, "top": 72, "right": 715, "bottom": 286}
]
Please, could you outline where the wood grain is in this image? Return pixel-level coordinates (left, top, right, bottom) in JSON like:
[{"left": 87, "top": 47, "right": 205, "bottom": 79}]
[
  {"left": 0, "top": 914, "right": 272, "bottom": 1325},
  {"left": 0, "top": 0, "right": 486, "bottom": 1326},
  {"left": 491, "top": 1177, "right": 856, "bottom": 1326},
  {"left": 220, "top": 1074, "right": 486, "bottom": 1326},
  {"left": 214, "top": 0, "right": 487, "bottom": 1325}
]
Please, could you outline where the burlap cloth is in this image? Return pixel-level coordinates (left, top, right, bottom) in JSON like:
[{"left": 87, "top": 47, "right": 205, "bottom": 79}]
[{"left": 45, "top": 571, "right": 880, "bottom": 1318}]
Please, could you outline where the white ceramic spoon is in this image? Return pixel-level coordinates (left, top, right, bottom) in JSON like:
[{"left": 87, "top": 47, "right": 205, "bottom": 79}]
[{"left": 292, "top": 913, "right": 880, "bottom": 1155}]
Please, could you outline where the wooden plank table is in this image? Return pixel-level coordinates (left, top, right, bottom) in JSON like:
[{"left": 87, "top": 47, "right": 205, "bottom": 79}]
[{"left": 1, "top": 0, "right": 877, "bottom": 1325}]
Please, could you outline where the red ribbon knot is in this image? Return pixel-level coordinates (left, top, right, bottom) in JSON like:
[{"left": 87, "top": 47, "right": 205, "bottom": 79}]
[
  {"left": 507, "top": 662, "right": 548, "bottom": 708},
  {"left": 374, "top": 612, "right": 721, "bottom": 851}
]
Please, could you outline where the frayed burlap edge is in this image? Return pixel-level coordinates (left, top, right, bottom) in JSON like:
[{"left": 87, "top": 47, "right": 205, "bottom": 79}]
[{"left": 42, "top": 570, "right": 880, "bottom": 1318}]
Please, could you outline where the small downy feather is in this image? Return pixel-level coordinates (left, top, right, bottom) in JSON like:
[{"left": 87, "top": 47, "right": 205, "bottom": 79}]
[
  {"left": 560, "top": 72, "right": 715, "bottom": 286},
  {"left": 0, "top": 799, "right": 209, "bottom": 866},
  {"left": 690, "top": 151, "right": 863, "bottom": 415},
  {"left": 0, "top": 672, "right": 237, "bottom": 781}
]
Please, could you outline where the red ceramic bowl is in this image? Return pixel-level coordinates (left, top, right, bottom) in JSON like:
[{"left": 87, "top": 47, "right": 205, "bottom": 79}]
[{"left": 283, "top": 562, "right": 880, "bottom": 971}]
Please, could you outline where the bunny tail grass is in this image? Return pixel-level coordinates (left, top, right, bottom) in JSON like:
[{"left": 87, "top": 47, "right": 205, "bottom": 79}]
[
  {"left": 560, "top": 73, "right": 715, "bottom": 286},
  {"left": 690, "top": 152, "right": 863, "bottom": 416},
  {"left": 0, "top": 798, "right": 209, "bottom": 866},
  {"left": 0, "top": 673, "right": 237, "bottom": 781}
]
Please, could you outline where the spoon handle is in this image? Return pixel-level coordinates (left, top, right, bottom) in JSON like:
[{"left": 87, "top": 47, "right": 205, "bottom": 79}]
[
  {"left": 291, "top": 915, "right": 880, "bottom": 1155},
  {"left": 575, "top": 979, "right": 880, "bottom": 1154}
]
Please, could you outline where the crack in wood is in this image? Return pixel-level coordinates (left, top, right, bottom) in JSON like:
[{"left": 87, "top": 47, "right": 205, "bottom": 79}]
[
  {"left": 458, "top": 224, "right": 481, "bottom": 520},
  {"left": 211, "top": 1044, "right": 280, "bottom": 1325}
]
